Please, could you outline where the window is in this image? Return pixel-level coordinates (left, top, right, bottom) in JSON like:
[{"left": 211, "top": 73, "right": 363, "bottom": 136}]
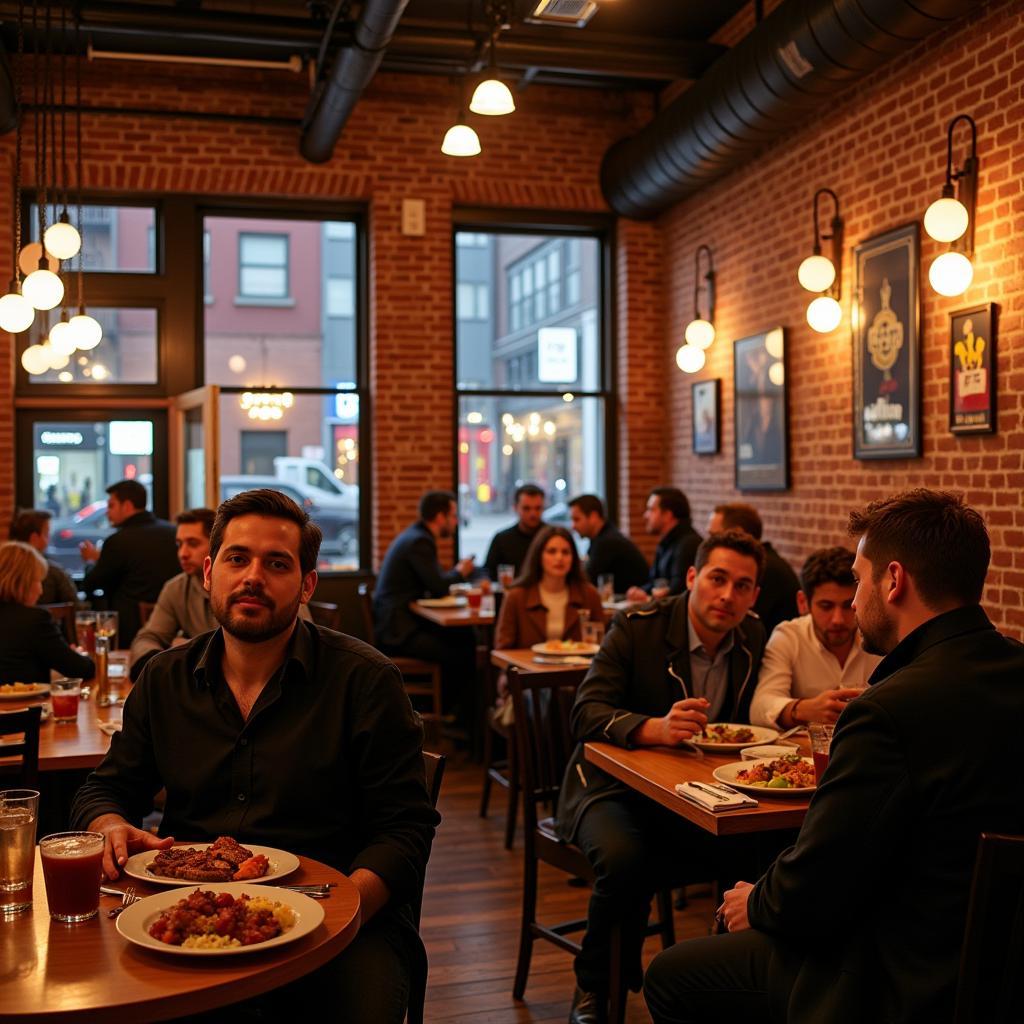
[
  {"left": 238, "top": 232, "right": 289, "bottom": 300},
  {"left": 456, "top": 232, "right": 489, "bottom": 247},
  {"left": 203, "top": 231, "right": 213, "bottom": 302},
  {"left": 455, "top": 227, "right": 609, "bottom": 558},
  {"left": 30, "top": 203, "right": 157, "bottom": 273},
  {"left": 457, "top": 282, "right": 489, "bottom": 322},
  {"left": 327, "top": 278, "right": 355, "bottom": 318}
]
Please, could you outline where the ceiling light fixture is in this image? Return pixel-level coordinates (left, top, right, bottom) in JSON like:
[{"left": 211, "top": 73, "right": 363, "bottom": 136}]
[
  {"left": 798, "top": 188, "right": 844, "bottom": 333},
  {"left": 442, "top": 80, "right": 481, "bottom": 157},
  {"left": 470, "top": 3, "right": 515, "bottom": 116},
  {"left": 676, "top": 244, "right": 715, "bottom": 373}
]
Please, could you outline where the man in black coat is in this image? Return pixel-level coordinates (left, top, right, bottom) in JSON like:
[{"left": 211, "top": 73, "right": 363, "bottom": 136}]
[
  {"left": 79, "top": 480, "right": 179, "bottom": 644},
  {"left": 557, "top": 530, "right": 767, "bottom": 1024},
  {"left": 645, "top": 489, "right": 1024, "bottom": 1024},
  {"left": 625, "top": 487, "right": 702, "bottom": 602},
  {"left": 569, "top": 494, "right": 649, "bottom": 594},
  {"left": 483, "top": 483, "right": 545, "bottom": 580}
]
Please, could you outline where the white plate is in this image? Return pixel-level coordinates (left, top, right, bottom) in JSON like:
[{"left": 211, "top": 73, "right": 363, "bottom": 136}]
[
  {"left": 713, "top": 757, "right": 817, "bottom": 797},
  {"left": 0, "top": 684, "right": 50, "bottom": 700},
  {"left": 116, "top": 882, "right": 324, "bottom": 956},
  {"left": 124, "top": 843, "right": 300, "bottom": 887},
  {"left": 530, "top": 641, "right": 600, "bottom": 657},
  {"left": 691, "top": 723, "right": 779, "bottom": 752},
  {"left": 417, "top": 596, "right": 467, "bottom": 608}
]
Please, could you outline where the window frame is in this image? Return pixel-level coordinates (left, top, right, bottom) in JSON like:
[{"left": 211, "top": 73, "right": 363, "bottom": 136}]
[{"left": 236, "top": 230, "right": 291, "bottom": 303}]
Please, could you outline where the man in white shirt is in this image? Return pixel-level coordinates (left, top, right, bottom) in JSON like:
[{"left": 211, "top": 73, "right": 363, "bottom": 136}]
[{"left": 750, "top": 546, "right": 881, "bottom": 729}]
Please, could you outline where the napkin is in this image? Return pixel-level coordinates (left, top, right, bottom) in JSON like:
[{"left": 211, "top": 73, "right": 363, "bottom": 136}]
[
  {"left": 674, "top": 782, "right": 758, "bottom": 812},
  {"left": 97, "top": 720, "right": 123, "bottom": 736}
]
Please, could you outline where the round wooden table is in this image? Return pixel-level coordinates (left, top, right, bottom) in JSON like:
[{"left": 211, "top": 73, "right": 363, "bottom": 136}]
[{"left": 0, "top": 854, "right": 361, "bottom": 1022}]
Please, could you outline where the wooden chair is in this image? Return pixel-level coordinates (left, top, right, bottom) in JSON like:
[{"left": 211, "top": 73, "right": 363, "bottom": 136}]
[
  {"left": 954, "top": 832, "right": 1024, "bottom": 1023},
  {"left": 407, "top": 750, "right": 446, "bottom": 1024},
  {"left": 307, "top": 600, "right": 342, "bottom": 631},
  {"left": 0, "top": 706, "right": 42, "bottom": 788},
  {"left": 357, "top": 584, "right": 443, "bottom": 732},
  {"left": 507, "top": 667, "right": 675, "bottom": 1024},
  {"left": 137, "top": 601, "right": 156, "bottom": 628},
  {"left": 478, "top": 661, "right": 519, "bottom": 850},
  {"left": 39, "top": 602, "right": 75, "bottom": 644}
]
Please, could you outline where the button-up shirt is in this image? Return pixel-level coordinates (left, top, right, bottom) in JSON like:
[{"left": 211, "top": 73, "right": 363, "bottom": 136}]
[
  {"left": 687, "top": 613, "right": 734, "bottom": 721},
  {"left": 749, "top": 613, "right": 883, "bottom": 728}
]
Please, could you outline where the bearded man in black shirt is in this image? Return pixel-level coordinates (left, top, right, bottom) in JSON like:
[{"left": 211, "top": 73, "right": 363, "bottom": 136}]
[{"left": 72, "top": 488, "right": 438, "bottom": 1023}]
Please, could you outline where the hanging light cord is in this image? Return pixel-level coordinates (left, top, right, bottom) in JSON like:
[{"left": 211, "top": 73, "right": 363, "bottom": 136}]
[
  {"left": 11, "top": 0, "right": 26, "bottom": 284},
  {"left": 75, "top": 9, "right": 84, "bottom": 311}
]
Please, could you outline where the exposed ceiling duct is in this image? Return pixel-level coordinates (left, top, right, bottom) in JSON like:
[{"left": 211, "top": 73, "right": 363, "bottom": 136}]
[
  {"left": 600, "top": 0, "right": 982, "bottom": 220},
  {"left": 300, "top": 0, "right": 410, "bottom": 164}
]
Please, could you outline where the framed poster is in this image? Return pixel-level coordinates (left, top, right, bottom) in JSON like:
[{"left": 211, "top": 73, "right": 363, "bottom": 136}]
[
  {"left": 691, "top": 379, "right": 720, "bottom": 454},
  {"left": 852, "top": 223, "right": 921, "bottom": 459},
  {"left": 733, "top": 327, "right": 788, "bottom": 491},
  {"left": 950, "top": 303, "right": 996, "bottom": 435}
]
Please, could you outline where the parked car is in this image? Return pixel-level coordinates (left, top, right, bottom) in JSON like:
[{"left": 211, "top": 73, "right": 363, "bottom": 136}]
[
  {"left": 273, "top": 457, "right": 358, "bottom": 512},
  {"left": 47, "top": 500, "right": 114, "bottom": 571}
]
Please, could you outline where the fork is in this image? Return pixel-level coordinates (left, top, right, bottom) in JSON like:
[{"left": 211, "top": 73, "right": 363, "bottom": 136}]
[{"left": 107, "top": 886, "right": 139, "bottom": 919}]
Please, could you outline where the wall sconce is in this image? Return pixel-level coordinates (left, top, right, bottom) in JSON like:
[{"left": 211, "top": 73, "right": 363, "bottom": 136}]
[
  {"left": 925, "top": 114, "right": 977, "bottom": 297},
  {"left": 798, "top": 188, "right": 843, "bottom": 333},
  {"left": 676, "top": 244, "right": 715, "bottom": 374}
]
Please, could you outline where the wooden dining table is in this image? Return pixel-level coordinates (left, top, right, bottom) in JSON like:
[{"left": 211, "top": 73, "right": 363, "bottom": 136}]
[
  {"left": 489, "top": 647, "right": 595, "bottom": 674},
  {"left": 409, "top": 600, "right": 496, "bottom": 629},
  {"left": 0, "top": 853, "right": 361, "bottom": 1022}
]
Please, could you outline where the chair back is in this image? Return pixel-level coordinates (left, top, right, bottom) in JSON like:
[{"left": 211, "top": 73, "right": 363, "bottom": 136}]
[
  {"left": 954, "top": 832, "right": 1024, "bottom": 1023},
  {"left": 138, "top": 601, "right": 156, "bottom": 628},
  {"left": 0, "top": 706, "right": 43, "bottom": 788},
  {"left": 423, "top": 750, "right": 446, "bottom": 809},
  {"left": 307, "top": 600, "right": 341, "bottom": 631},
  {"left": 507, "top": 666, "right": 587, "bottom": 836},
  {"left": 357, "top": 583, "right": 377, "bottom": 645},
  {"left": 39, "top": 602, "right": 75, "bottom": 643}
]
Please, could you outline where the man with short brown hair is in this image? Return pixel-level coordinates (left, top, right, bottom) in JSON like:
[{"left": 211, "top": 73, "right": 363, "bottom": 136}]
[{"left": 8, "top": 508, "right": 78, "bottom": 607}]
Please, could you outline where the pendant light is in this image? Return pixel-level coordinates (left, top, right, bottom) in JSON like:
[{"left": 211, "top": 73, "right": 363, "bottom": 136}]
[
  {"left": 43, "top": 11, "right": 81, "bottom": 262},
  {"left": 441, "top": 80, "right": 481, "bottom": 157},
  {"left": 469, "top": 5, "right": 515, "bottom": 116}
]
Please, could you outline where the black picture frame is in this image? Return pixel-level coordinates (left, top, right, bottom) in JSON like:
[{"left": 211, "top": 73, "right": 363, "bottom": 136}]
[
  {"left": 852, "top": 223, "right": 921, "bottom": 459},
  {"left": 691, "top": 379, "right": 720, "bottom": 454},
  {"left": 949, "top": 303, "right": 997, "bottom": 435},
  {"left": 733, "top": 327, "right": 788, "bottom": 491}
]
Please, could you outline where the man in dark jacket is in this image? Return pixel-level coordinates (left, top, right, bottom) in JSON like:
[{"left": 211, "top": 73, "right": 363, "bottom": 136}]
[
  {"left": 483, "top": 483, "right": 545, "bottom": 580},
  {"left": 558, "top": 530, "right": 767, "bottom": 1024},
  {"left": 79, "top": 480, "right": 179, "bottom": 644},
  {"left": 8, "top": 509, "right": 79, "bottom": 608},
  {"left": 645, "top": 489, "right": 1024, "bottom": 1024},
  {"left": 569, "top": 494, "right": 649, "bottom": 594},
  {"left": 625, "top": 487, "right": 702, "bottom": 602}
]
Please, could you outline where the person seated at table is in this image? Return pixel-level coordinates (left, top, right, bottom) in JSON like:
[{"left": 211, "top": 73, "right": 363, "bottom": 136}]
[
  {"left": 373, "top": 489, "right": 477, "bottom": 722},
  {"left": 0, "top": 541, "right": 94, "bottom": 684},
  {"left": 643, "top": 489, "right": 1024, "bottom": 1024},
  {"left": 707, "top": 502, "right": 799, "bottom": 635},
  {"left": 71, "top": 489, "right": 438, "bottom": 1023},
  {"left": 750, "top": 546, "right": 881, "bottom": 729},
  {"left": 568, "top": 494, "right": 649, "bottom": 595},
  {"left": 556, "top": 529, "right": 767, "bottom": 1024},
  {"left": 624, "top": 487, "right": 702, "bottom": 603},
  {"left": 8, "top": 508, "right": 79, "bottom": 607},
  {"left": 79, "top": 479, "right": 180, "bottom": 646},
  {"left": 483, "top": 483, "right": 546, "bottom": 580}
]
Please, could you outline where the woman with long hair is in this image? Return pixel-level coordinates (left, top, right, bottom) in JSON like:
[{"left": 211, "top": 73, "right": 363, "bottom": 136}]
[{"left": 0, "top": 541, "right": 94, "bottom": 683}]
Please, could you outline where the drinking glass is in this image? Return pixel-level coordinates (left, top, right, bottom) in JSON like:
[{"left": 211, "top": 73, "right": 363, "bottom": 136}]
[
  {"left": 480, "top": 593, "right": 496, "bottom": 617},
  {"left": 74, "top": 611, "right": 97, "bottom": 655},
  {"left": 39, "top": 832, "right": 105, "bottom": 923},
  {"left": 466, "top": 588, "right": 483, "bottom": 611},
  {"left": 597, "top": 574, "right": 615, "bottom": 603},
  {"left": 0, "top": 789, "right": 40, "bottom": 916},
  {"left": 497, "top": 564, "right": 515, "bottom": 590},
  {"left": 652, "top": 577, "right": 671, "bottom": 599},
  {"left": 582, "top": 619, "right": 605, "bottom": 647},
  {"left": 96, "top": 610, "right": 119, "bottom": 648},
  {"left": 51, "top": 677, "right": 83, "bottom": 724},
  {"left": 809, "top": 723, "right": 835, "bottom": 785}
]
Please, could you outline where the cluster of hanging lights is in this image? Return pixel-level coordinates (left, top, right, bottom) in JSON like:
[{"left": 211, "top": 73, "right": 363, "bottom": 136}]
[{"left": 0, "top": 2, "right": 103, "bottom": 377}]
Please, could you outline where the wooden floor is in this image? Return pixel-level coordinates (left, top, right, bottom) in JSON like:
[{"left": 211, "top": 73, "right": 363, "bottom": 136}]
[{"left": 420, "top": 754, "right": 715, "bottom": 1024}]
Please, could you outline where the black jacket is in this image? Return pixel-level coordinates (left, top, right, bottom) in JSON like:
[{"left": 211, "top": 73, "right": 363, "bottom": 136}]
[
  {"left": 0, "top": 602, "right": 95, "bottom": 683},
  {"left": 748, "top": 605, "right": 1024, "bottom": 1024},
  {"left": 585, "top": 522, "right": 650, "bottom": 594},
  {"left": 373, "top": 521, "right": 462, "bottom": 647},
  {"left": 484, "top": 522, "right": 540, "bottom": 580},
  {"left": 556, "top": 592, "right": 766, "bottom": 842},
  {"left": 645, "top": 522, "right": 702, "bottom": 595},
  {"left": 80, "top": 511, "right": 179, "bottom": 644},
  {"left": 754, "top": 542, "right": 800, "bottom": 636}
]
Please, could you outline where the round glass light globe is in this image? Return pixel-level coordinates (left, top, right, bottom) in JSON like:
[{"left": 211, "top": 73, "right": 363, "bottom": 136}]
[
  {"left": 44, "top": 220, "right": 82, "bottom": 260},
  {"left": 923, "top": 197, "right": 969, "bottom": 243},
  {"left": 69, "top": 313, "right": 103, "bottom": 350},
  {"left": 228, "top": 354, "right": 247, "bottom": 374},
  {"left": 441, "top": 123, "right": 482, "bottom": 157},
  {"left": 806, "top": 295, "right": 843, "bottom": 333},
  {"left": 91, "top": 363, "right": 110, "bottom": 381},
  {"left": 469, "top": 78, "right": 515, "bottom": 116},
  {"left": 928, "top": 251, "right": 973, "bottom": 297},
  {"left": 768, "top": 361, "right": 785, "bottom": 387},
  {"left": 675, "top": 343, "right": 706, "bottom": 374},
  {"left": 45, "top": 345, "right": 70, "bottom": 371},
  {"left": 797, "top": 254, "right": 836, "bottom": 293},
  {"left": 0, "top": 291, "right": 36, "bottom": 333},
  {"left": 18, "top": 242, "right": 59, "bottom": 278},
  {"left": 21, "top": 344, "right": 51, "bottom": 375},
  {"left": 49, "top": 320, "right": 78, "bottom": 356},
  {"left": 21, "top": 268, "right": 64, "bottom": 311},
  {"left": 683, "top": 318, "right": 715, "bottom": 350}
]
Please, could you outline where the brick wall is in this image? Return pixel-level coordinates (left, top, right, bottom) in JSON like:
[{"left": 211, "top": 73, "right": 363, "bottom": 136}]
[{"left": 661, "top": 0, "right": 1024, "bottom": 636}]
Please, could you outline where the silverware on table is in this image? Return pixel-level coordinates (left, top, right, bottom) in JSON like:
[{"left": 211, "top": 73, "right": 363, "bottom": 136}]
[
  {"left": 776, "top": 725, "right": 806, "bottom": 742},
  {"left": 107, "top": 886, "right": 139, "bottom": 918}
]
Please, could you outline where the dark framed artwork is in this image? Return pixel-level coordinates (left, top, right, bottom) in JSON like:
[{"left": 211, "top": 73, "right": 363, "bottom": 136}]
[
  {"left": 950, "top": 303, "right": 996, "bottom": 435},
  {"left": 852, "top": 222, "right": 921, "bottom": 459},
  {"left": 733, "top": 327, "right": 788, "bottom": 491},
  {"left": 691, "top": 379, "right": 720, "bottom": 454}
]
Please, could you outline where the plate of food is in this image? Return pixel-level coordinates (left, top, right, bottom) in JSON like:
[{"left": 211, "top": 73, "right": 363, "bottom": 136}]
[
  {"left": 691, "top": 723, "right": 779, "bottom": 752},
  {"left": 713, "top": 754, "right": 816, "bottom": 796},
  {"left": 116, "top": 883, "right": 324, "bottom": 956},
  {"left": 530, "top": 640, "right": 601, "bottom": 657},
  {"left": 0, "top": 682, "right": 50, "bottom": 700},
  {"left": 123, "top": 837, "right": 300, "bottom": 887},
  {"left": 417, "top": 596, "right": 467, "bottom": 608}
]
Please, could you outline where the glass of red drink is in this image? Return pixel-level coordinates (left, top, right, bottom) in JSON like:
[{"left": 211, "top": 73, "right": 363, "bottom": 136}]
[
  {"left": 809, "top": 723, "right": 835, "bottom": 785},
  {"left": 75, "top": 612, "right": 98, "bottom": 655},
  {"left": 39, "top": 832, "right": 105, "bottom": 922},
  {"left": 466, "top": 588, "right": 483, "bottom": 610},
  {"left": 50, "top": 678, "right": 83, "bottom": 724}
]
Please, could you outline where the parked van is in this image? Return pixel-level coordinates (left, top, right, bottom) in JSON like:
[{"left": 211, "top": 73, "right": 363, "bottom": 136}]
[{"left": 273, "top": 457, "right": 358, "bottom": 512}]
